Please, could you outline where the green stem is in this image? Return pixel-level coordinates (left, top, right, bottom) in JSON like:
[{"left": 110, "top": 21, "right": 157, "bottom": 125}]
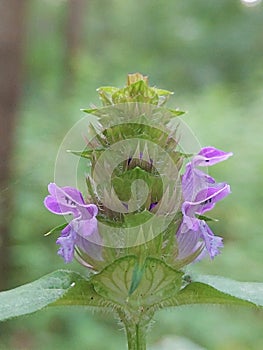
[
  {"left": 118, "top": 310, "right": 151, "bottom": 350},
  {"left": 125, "top": 321, "right": 146, "bottom": 350}
]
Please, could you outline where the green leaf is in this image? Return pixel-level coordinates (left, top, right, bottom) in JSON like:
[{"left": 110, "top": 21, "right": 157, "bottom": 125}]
[
  {"left": 196, "top": 214, "right": 218, "bottom": 222},
  {"left": 81, "top": 108, "right": 98, "bottom": 114},
  {"left": 161, "top": 274, "right": 263, "bottom": 309},
  {"left": 167, "top": 108, "right": 185, "bottom": 116},
  {"left": 53, "top": 274, "right": 108, "bottom": 309},
  {"left": 68, "top": 148, "right": 105, "bottom": 160},
  {"left": 91, "top": 256, "right": 137, "bottom": 306},
  {"left": 97, "top": 86, "right": 119, "bottom": 105},
  {"left": 193, "top": 274, "right": 263, "bottom": 306},
  {"left": 128, "top": 261, "right": 145, "bottom": 296},
  {"left": 0, "top": 270, "right": 106, "bottom": 321},
  {"left": 44, "top": 223, "right": 67, "bottom": 236},
  {"left": 92, "top": 256, "right": 183, "bottom": 309}
]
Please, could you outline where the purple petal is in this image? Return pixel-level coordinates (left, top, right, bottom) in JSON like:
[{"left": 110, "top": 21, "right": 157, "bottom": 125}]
[
  {"left": 182, "top": 163, "right": 215, "bottom": 201},
  {"left": 85, "top": 204, "right": 98, "bottom": 218},
  {"left": 56, "top": 224, "right": 77, "bottom": 263},
  {"left": 72, "top": 217, "right": 98, "bottom": 238},
  {"left": 61, "top": 223, "right": 72, "bottom": 236},
  {"left": 75, "top": 203, "right": 98, "bottom": 221},
  {"left": 197, "top": 220, "right": 223, "bottom": 260},
  {"left": 44, "top": 195, "right": 78, "bottom": 216},
  {"left": 73, "top": 216, "right": 103, "bottom": 261},
  {"left": 182, "top": 146, "right": 232, "bottom": 201},
  {"left": 45, "top": 183, "right": 100, "bottom": 264},
  {"left": 149, "top": 202, "right": 158, "bottom": 211},
  {"left": 176, "top": 224, "right": 202, "bottom": 260},
  {"left": 44, "top": 183, "right": 98, "bottom": 219},
  {"left": 194, "top": 183, "right": 231, "bottom": 214},
  {"left": 176, "top": 219, "right": 223, "bottom": 261},
  {"left": 48, "top": 183, "right": 85, "bottom": 205},
  {"left": 44, "top": 183, "right": 81, "bottom": 217},
  {"left": 183, "top": 183, "right": 230, "bottom": 216},
  {"left": 52, "top": 184, "right": 98, "bottom": 219},
  {"left": 181, "top": 204, "right": 200, "bottom": 230},
  {"left": 178, "top": 146, "right": 231, "bottom": 263},
  {"left": 76, "top": 228, "right": 103, "bottom": 261},
  {"left": 193, "top": 147, "right": 233, "bottom": 167}
]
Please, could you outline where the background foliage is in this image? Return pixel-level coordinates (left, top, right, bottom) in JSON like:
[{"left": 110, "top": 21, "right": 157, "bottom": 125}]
[{"left": 1, "top": 0, "right": 263, "bottom": 349}]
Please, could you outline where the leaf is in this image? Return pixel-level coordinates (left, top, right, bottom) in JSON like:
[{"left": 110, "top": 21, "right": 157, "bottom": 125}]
[
  {"left": 161, "top": 274, "right": 263, "bottom": 309},
  {"left": 44, "top": 223, "right": 67, "bottom": 236},
  {"left": 91, "top": 256, "right": 137, "bottom": 306},
  {"left": 97, "top": 86, "right": 119, "bottom": 105},
  {"left": 167, "top": 108, "right": 185, "bottom": 116},
  {"left": 196, "top": 214, "right": 218, "bottom": 222},
  {"left": 193, "top": 274, "right": 263, "bottom": 306},
  {"left": 81, "top": 108, "right": 98, "bottom": 114},
  {"left": 128, "top": 261, "right": 145, "bottom": 296},
  {"left": 68, "top": 148, "right": 105, "bottom": 160},
  {"left": 92, "top": 256, "right": 183, "bottom": 309},
  {"left": 139, "top": 258, "right": 183, "bottom": 306},
  {"left": 53, "top": 274, "right": 108, "bottom": 309},
  {"left": 0, "top": 270, "right": 105, "bottom": 322}
]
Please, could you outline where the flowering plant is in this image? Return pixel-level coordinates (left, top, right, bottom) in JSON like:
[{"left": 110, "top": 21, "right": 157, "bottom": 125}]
[{"left": 0, "top": 74, "right": 262, "bottom": 349}]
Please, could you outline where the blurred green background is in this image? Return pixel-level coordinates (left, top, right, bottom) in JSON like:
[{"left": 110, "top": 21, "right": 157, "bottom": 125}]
[{"left": 1, "top": 0, "right": 263, "bottom": 349}]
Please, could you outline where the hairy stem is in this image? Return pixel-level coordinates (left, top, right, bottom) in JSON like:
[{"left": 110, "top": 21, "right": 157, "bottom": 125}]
[{"left": 118, "top": 309, "right": 152, "bottom": 350}]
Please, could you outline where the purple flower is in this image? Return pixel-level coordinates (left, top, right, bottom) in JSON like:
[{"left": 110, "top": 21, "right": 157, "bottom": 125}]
[
  {"left": 177, "top": 184, "right": 229, "bottom": 260},
  {"left": 184, "top": 183, "right": 231, "bottom": 218},
  {"left": 194, "top": 147, "right": 233, "bottom": 167},
  {"left": 44, "top": 183, "right": 101, "bottom": 264},
  {"left": 177, "top": 147, "right": 232, "bottom": 261},
  {"left": 182, "top": 147, "right": 232, "bottom": 201},
  {"left": 177, "top": 220, "right": 223, "bottom": 260}
]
